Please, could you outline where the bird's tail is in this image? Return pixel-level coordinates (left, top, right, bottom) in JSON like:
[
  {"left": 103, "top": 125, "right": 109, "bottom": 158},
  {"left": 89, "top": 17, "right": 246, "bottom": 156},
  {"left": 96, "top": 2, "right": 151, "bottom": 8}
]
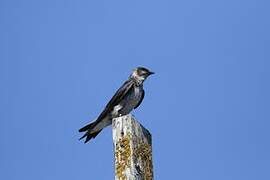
[{"left": 79, "top": 121, "right": 102, "bottom": 143}]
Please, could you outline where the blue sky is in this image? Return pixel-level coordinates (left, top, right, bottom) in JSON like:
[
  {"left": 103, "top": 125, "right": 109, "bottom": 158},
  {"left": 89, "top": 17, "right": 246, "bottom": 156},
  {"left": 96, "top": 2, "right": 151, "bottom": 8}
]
[{"left": 1, "top": 0, "right": 269, "bottom": 179}]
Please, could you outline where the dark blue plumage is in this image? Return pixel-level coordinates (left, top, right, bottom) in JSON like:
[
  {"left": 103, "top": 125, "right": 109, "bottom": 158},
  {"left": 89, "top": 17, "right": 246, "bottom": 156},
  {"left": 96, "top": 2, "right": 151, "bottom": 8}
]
[{"left": 79, "top": 67, "right": 154, "bottom": 143}]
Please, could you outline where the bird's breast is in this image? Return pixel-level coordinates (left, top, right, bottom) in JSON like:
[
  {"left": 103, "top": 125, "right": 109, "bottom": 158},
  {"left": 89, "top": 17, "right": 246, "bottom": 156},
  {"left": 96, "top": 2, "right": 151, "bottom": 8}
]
[{"left": 119, "top": 86, "right": 143, "bottom": 114}]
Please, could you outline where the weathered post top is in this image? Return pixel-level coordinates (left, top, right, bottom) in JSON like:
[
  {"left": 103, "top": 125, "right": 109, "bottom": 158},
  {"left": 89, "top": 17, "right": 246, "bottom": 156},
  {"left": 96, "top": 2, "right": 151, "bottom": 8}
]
[{"left": 112, "top": 115, "right": 153, "bottom": 180}]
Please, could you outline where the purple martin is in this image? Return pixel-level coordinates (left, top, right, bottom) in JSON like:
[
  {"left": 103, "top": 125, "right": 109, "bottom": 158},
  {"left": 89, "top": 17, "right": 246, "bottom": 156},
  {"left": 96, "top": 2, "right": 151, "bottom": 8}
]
[{"left": 79, "top": 67, "right": 154, "bottom": 143}]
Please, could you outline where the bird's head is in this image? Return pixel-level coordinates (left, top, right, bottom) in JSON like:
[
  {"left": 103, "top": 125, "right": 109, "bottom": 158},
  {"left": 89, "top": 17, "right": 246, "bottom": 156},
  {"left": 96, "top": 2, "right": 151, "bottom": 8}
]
[{"left": 131, "top": 67, "right": 155, "bottom": 83}]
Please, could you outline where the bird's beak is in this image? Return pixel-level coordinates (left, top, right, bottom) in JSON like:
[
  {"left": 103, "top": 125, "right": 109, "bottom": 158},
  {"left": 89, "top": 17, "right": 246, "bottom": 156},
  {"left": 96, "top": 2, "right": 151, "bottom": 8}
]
[{"left": 148, "top": 71, "right": 155, "bottom": 75}]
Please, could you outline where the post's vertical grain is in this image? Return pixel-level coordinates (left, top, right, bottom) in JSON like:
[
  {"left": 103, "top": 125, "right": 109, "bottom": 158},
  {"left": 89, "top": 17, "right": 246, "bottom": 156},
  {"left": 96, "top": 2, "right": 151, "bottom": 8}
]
[{"left": 112, "top": 114, "right": 153, "bottom": 180}]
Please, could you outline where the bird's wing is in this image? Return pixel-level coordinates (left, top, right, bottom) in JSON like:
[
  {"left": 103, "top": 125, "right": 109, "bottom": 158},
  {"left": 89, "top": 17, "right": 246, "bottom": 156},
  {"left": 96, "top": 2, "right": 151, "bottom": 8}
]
[
  {"left": 134, "top": 89, "right": 145, "bottom": 109},
  {"left": 95, "top": 79, "right": 135, "bottom": 123},
  {"left": 78, "top": 79, "right": 134, "bottom": 133}
]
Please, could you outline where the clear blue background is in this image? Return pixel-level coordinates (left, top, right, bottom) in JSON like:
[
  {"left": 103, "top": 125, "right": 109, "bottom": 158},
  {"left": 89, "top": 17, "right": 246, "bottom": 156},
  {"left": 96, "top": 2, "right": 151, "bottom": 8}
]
[{"left": 1, "top": 0, "right": 269, "bottom": 179}]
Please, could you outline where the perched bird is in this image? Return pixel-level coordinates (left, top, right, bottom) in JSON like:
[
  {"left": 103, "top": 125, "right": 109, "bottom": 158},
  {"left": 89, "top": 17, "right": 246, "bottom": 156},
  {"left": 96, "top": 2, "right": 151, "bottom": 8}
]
[{"left": 79, "top": 67, "right": 154, "bottom": 143}]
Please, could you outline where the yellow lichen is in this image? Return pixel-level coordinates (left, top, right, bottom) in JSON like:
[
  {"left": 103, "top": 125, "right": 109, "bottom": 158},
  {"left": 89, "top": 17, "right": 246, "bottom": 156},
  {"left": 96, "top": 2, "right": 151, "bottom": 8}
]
[
  {"left": 115, "top": 133, "right": 153, "bottom": 180},
  {"left": 115, "top": 134, "right": 131, "bottom": 180},
  {"left": 134, "top": 143, "right": 153, "bottom": 180}
]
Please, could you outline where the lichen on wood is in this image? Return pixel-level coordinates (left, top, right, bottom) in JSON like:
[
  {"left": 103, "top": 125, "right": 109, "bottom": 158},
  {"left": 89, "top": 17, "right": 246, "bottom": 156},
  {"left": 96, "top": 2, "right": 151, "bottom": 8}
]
[
  {"left": 113, "top": 115, "right": 153, "bottom": 180},
  {"left": 134, "top": 143, "right": 153, "bottom": 180},
  {"left": 115, "top": 133, "right": 132, "bottom": 179}
]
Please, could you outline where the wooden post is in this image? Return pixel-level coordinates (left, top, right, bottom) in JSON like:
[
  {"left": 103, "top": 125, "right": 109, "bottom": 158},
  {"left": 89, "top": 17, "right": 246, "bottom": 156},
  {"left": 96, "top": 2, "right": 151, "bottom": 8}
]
[{"left": 112, "top": 114, "right": 153, "bottom": 180}]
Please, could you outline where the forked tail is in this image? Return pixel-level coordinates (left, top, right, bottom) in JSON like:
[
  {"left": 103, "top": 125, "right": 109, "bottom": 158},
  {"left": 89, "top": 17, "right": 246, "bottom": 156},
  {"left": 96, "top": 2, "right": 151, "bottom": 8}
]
[{"left": 79, "top": 121, "right": 102, "bottom": 143}]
